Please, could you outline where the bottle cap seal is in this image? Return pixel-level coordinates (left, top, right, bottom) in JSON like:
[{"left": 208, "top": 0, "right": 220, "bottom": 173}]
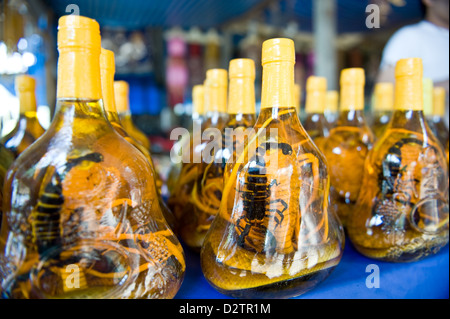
[
  {"left": 229, "top": 58, "right": 255, "bottom": 79},
  {"left": 114, "top": 81, "right": 130, "bottom": 113},
  {"left": 261, "top": 38, "right": 295, "bottom": 65}
]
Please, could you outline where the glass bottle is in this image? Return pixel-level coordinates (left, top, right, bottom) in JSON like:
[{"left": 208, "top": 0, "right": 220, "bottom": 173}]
[
  {"left": 173, "top": 69, "right": 229, "bottom": 251},
  {"left": 100, "top": 48, "right": 176, "bottom": 233},
  {"left": 428, "top": 86, "right": 449, "bottom": 149},
  {"left": 182, "top": 59, "right": 258, "bottom": 252},
  {"left": 0, "top": 143, "right": 14, "bottom": 225},
  {"left": 201, "top": 38, "right": 344, "bottom": 299},
  {"left": 302, "top": 76, "right": 330, "bottom": 151},
  {"left": 166, "top": 84, "right": 205, "bottom": 198},
  {"left": 1, "top": 75, "right": 45, "bottom": 158},
  {"left": 371, "top": 82, "right": 394, "bottom": 139},
  {"left": 114, "top": 81, "right": 151, "bottom": 150},
  {"left": 324, "top": 90, "right": 339, "bottom": 128},
  {"left": 322, "top": 68, "right": 375, "bottom": 227},
  {"left": 0, "top": 15, "right": 185, "bottom": 299},
  {"left": 348, "top": 58, "right": 449, "bottom": 262}
]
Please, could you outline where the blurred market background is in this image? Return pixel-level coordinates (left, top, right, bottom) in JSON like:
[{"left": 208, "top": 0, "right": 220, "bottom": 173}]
[{"left": 0, "top": 0, "right": 431, "bottom": 178}]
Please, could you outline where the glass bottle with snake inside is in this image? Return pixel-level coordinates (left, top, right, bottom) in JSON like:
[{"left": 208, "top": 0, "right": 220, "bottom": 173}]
[
  {"left": 183, "top": 58, "right": 258, "bottom": 252},
  {"left": 0, "top": 15, "right": 185, "bottom": 299},
  {"left": 201, "top": 38, "right": 344, "bottom": 299},
  {"left": 100, "top": 48, "right": 176, "bottom": 233},
  {"left": 169, "top": 68, "right": 229, "bottom": 250},
  {"left": 348, "top": 58, "right": 449, "bottom": 262}
]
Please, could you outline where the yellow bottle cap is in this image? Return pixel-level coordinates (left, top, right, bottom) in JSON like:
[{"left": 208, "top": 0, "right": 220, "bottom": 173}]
[
  {"left": 262, "top": 38, "right": 295, "bottom": 65},
  {"left": 394, "top": 58, "right": 423, "bottom": 111},
  {"left": 423, "top": 78, "right": 434, "bottom": 116},
  {"left": 15, "top": 74, "right": 36, "bottom": 92},
  {"left": 57, "top": 15, "right": 101, "bottom": 100},
  {"left": 305, "top": 76, "right": 327, "bottom": 113},
  {"left": 100, "top": 48, "right": 116, "bottom": 113},
  {"left": 326, "top": 90, "right": 339, "bottom": 113},
  {"left": 57, "top": 15, "right": 101, "bottom": 50},
  {"left": 340, "top": 68, "right": 365, "bottom": 111},
  {"left": 206, "top": 69, "right": 228, "bottom": 87},
  {"left": 192, "top": 85, "right": 204, "bottom": 115},
  {"left": 433, "top": 86, "right": 446, "bottom": 117},
  {"left": 260, "top": 38, "right": 296, "bottom": 109},
  {"left": 100, "top": 48, "right": 115, "bottom": 73},
  {"left": 341, "top": 68, "right": 365, "bottom": 86},
  {"left": 204, "top": 68, "right": 227, "bottom": 113},
  {"left": 15, "top": 75, "right": 37, "bottom": 114},
  {"left": 228, "top": 58, "right": 255, "bottom": 114},
  {"left": 374, "top": 82, "right": 394, "bottom": 112},
  {"left": 229, "top": 58, "right": 255, "bottom": 79},
  {"left": 114, "top": 81, "right": 130, "bottom": 113}
]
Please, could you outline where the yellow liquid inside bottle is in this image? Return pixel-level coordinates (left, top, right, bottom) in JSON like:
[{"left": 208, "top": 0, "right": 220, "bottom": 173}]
[
  {"left": 322, "top": 68, "right": 375, "bottom": 227},
  {"left": 348, "top": 58, "right": 449, "bottom": 262},
  {"left": 371, "top": 82, "right": 394, "bottom": 139},
  {"left": 303, "top": 76, "right": 330, "bottom": 151},
  {"left": 0, "top": 16, "right": 185, "bottom": 299},
  {"left": 1, "top": 75, "right": 45, "bottom": 158},
  {"left": 0, "top": 143, "right": 14, "bottom": 226},
  {"left": 201, "top": 39, "right": 344, "bottom": 299}
]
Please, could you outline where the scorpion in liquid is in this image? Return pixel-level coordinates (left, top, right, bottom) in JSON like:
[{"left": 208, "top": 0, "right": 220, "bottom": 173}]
[{"left": 234, "top": 141, "right": 295, "bottom": 254}]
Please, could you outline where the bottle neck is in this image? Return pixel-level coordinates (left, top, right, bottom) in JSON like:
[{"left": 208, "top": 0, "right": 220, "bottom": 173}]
[
  {"left": 337, "top": 109, "right": 368, "bottom": 127},
  {"left": 228, "top": 77, "right": 255, "bottom": 115},
  {"left": 51, "top": 46, "right": 111, "bottom": 136},
  {"left": 101, "top": 67, "right": 122, "bottom": 126},
  {"left": 261, "top": 61, "right": 295, "bottom": 112},
  {"left": 50, "top": 99, "right": 111, "bottom": 139},
  {"left": 389, "top": 109, "right": 431, "bottom": 134}
]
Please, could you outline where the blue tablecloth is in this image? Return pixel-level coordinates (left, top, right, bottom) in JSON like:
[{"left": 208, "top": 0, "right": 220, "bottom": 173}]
[{"left": 175, "top": 238, "right": 449, "bottom": 299}]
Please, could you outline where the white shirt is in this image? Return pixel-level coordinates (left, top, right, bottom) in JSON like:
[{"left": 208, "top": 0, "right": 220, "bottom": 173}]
[{"left": 380, "top": 21, "right": 449, "bottom": 83}]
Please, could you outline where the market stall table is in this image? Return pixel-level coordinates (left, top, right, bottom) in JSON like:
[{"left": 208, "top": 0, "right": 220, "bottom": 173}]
[{"left": 175, "top": 238, "right": 449, "bottom": 299}]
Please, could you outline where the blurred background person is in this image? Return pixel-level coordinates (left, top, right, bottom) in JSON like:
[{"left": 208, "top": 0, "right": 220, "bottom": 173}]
[{"left": 377, "top": 0, "right": 449, "bottom": 125}]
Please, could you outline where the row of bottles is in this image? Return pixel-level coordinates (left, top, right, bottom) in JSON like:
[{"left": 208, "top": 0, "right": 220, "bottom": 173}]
[
  {"left": 0, "top": 15, "right": 185, "bottom": 299},
  {"left": 1, "top": 17, "right": 448, "bottom": 298},
  {"left": 168, "top": 37, "right": 448, "bottom": 298}
]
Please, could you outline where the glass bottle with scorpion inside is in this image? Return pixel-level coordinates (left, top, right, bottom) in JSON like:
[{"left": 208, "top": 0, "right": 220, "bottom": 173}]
[
  {"left": 347, "top": 58, "right": 449, "bottom": 262},
  {"left": 321, "top": 68, "right": 375, "bottom": 227},
  {"left": 0, "top": 15, "right": 185, "bottom": 299},
  {"left": 201, "top": 38, "right": 344, "bottom": 299},
  {"left": 169, "top": 69, "right": 229, "bottom": 249}
]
